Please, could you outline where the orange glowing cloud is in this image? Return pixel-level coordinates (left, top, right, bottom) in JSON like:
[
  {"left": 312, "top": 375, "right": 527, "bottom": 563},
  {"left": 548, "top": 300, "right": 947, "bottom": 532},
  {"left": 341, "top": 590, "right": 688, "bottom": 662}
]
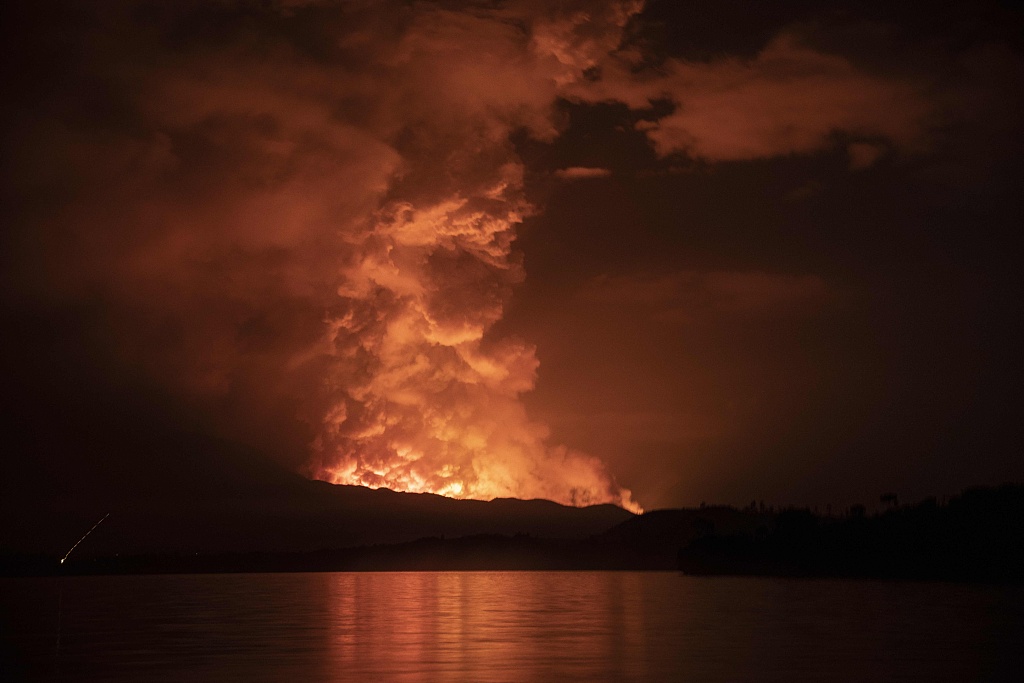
[
  {"left": 555, "top": 166, "right": 613, "bottom": 180},
  {"left": 4, "top": 0, "right": 644, "bottom": 512},
  {"left": 571, "top": 33, "right": 932, "bottom": 161},
  {"left": 306, "top": 2, "right": 645, "bottom": 512}
]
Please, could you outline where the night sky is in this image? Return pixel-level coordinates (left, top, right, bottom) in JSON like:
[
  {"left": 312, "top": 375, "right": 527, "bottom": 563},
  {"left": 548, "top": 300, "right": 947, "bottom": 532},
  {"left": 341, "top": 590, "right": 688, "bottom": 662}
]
[{"left": 2, "top": 0, "right": 1022, "bottom": 512}]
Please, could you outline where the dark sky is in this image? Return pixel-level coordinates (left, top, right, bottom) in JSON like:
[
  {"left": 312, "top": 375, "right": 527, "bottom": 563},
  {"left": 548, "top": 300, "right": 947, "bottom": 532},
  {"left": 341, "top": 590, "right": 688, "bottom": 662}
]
[{"left": 2, "top": 0, "right": 1022, "bottom": 511}]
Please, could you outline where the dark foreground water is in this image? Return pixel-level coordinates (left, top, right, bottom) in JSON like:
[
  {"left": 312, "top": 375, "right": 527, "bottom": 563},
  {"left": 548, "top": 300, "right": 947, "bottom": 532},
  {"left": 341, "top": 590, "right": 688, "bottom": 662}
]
[{"left": 2, "top": 572, "right": 1022, "bottom": 682}]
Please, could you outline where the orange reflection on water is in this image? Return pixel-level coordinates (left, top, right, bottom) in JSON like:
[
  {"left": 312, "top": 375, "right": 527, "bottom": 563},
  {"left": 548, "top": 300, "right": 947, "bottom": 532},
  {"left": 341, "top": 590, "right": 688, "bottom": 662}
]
[{"left": 325, "top": 572, "right": 649, "bottom": 682}]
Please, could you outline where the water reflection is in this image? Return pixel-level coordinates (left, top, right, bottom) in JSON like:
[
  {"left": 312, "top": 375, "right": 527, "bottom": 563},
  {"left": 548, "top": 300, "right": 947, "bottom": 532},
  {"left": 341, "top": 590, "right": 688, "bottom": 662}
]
[
  {"left": 1, "top": 572, "right": 1021, "bottom": 682},
  {"left": 323, "top": 573, "right": 652, "bottom": 682}
]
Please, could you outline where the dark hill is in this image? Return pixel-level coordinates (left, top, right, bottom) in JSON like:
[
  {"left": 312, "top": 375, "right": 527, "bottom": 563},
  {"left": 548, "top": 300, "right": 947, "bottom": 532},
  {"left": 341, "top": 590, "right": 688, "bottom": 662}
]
[{"left": 0, "top": 424, "right": 634, "bottom": 559}]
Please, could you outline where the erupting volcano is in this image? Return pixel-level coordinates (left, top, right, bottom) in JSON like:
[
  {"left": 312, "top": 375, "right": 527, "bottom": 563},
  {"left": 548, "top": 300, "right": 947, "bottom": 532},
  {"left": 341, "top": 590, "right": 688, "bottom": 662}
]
[
  {"left": 7, "top": 0, "right": 1009, "bottom": 521},
  {"left": 281, "top": 1, "right": 648, "bottom": 512},
  {"left": 309, "top": 171, "right": 640, "bottom": 511}
]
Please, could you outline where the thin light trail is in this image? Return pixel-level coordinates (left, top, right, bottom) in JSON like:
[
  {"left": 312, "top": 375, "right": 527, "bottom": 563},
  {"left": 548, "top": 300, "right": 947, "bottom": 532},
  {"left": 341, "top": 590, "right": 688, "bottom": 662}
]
[{"left": 60, "top": 513, "right": 110, "bottom": 564}]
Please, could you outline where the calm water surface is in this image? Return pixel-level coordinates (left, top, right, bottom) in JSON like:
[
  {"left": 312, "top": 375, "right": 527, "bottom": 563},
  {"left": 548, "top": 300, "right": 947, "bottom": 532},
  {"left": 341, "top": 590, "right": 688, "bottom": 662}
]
[{"left": 2, "top": 572, "right": 1022, "bottom": 682}]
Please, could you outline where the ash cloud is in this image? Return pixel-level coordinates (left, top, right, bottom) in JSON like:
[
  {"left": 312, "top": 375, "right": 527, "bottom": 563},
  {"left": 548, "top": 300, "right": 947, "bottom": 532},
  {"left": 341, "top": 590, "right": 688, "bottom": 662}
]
[
  {"left": 1, "top": 0, "right": 642, "bottom": 510},
  {"left": 568, "top": 32, "right": 933, "bottom": 161}
]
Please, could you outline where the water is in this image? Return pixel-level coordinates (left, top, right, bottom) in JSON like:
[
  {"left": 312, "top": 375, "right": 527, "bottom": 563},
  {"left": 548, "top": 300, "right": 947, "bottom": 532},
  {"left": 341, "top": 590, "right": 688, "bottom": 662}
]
[{"left": 2, "top": 572, "right": 1021, "bottom": 682}]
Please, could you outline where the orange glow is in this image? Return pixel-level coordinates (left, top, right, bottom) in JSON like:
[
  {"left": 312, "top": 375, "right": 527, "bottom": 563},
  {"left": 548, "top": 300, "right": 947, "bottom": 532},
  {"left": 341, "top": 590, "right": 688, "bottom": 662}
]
[
  {"left": 311, "top": 182, "right": 641, "bottom": 513},
  {"left": 293, "top": 1, "right": 645, "bottom": 513}
]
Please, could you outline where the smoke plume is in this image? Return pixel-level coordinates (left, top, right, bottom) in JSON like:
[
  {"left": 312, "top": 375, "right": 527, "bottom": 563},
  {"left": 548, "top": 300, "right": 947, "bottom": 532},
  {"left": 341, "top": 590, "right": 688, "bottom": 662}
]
[
  {"left": 1, "top": 1, "right": 642, "bottom": 511},
  {"left": 306, "top": 1, "right": 643, "bottom": 510}
]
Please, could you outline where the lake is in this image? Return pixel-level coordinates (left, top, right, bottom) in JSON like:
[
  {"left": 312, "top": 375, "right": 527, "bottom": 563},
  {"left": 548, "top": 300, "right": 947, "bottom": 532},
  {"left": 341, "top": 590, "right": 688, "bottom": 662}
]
[{"left": 2, "top": 572, "right": 1022, "bottom": 681}]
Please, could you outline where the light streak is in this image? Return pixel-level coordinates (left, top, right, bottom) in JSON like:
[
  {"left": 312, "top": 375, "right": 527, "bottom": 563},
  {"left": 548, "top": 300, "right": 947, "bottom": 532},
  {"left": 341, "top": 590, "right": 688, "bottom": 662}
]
[{"left": 60, "top": 513, "right": 110, "bottom": 565}]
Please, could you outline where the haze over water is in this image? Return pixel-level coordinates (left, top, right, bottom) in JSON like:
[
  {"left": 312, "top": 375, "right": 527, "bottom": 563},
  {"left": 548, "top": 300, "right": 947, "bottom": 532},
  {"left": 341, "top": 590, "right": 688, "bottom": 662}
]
[{"left": 2, "top": 572, "right": 1021, "bottom": 682}]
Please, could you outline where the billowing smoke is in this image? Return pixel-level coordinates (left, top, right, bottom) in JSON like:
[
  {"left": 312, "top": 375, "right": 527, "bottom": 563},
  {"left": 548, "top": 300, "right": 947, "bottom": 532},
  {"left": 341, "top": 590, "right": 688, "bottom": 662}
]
[
  {"left": 313, "top": 179, "right": 635, "bottom": 505},
  {"left": 305, "top": 0, "right": 644, "bottom": 510},
  {"left": 1, "top": 1, "right": 642, "bottom": 511}
]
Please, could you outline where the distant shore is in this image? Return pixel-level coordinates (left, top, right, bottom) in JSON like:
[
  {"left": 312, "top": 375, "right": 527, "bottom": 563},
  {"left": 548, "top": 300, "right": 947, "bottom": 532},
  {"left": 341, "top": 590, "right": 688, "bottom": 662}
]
[{"left": 4, "top": 484, "right": 1021, "bottom": 582}]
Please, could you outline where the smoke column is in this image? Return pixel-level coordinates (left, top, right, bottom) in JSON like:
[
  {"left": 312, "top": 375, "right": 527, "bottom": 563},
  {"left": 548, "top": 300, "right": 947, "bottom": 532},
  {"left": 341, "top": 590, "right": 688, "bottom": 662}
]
[
  {"left": 306, "top": 1, "right": 644, "bottom": 512},
  {"left": 0, "top": 0, "right": 644, "bottom": 513}
]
